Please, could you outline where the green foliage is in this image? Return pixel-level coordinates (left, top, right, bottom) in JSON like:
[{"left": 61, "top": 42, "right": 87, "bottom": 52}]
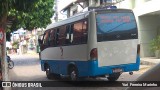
[
  {"left": 0, "top": 0, "right": 54, "bottom": 31},
  {"left": 150, "top": 36, "right": 160, "bottom": 52},
  {"left": 12, "top": 41, "right": 19, "bottom": 49},
  {"left": 0, "top": 0, "right": 54, "bottom": 41}
]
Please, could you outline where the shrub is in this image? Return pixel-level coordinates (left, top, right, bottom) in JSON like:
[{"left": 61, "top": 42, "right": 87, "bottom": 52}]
[
  {"left": 12, "top": 41, "right": 19, "bottom": 49},
  {"left": 150, "top": 36, "right": 160, "bottom": 52}
]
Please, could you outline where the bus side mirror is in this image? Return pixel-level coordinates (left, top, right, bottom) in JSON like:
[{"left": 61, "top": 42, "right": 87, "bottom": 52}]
[{"left": 38, "top": 39, "right": 42, "bottom": 45}]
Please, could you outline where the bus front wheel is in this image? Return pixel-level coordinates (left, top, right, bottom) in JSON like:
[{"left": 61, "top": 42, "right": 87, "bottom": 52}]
[
  {"left": 39, "top": 53, "right": 41, "bottom": 60},
  {"left": 68, "top": 66, "right": 78, "bottom": 81},
  {"left": 107, "top": 73, "right": 121, "bottom": 81},
  {"left": 45, "top": 65, "right": 52, "bottom": 79}
]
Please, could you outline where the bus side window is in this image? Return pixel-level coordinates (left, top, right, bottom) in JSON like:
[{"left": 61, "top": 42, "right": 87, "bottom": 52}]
[
  {"left": 58, "top": 25, "right": 67, "bottom": 46},
  {"left": 73, "top": 21, "right": 83, "bottom": 44},
  {"left": 55, "top": 29, "right": 59, "bottom": 46},
  {"left": 49, "top": 29, "right": 56, "bottom": 47},
  {"left": 70, "top": 24, "right": 74, "bottom": 44},
  {"left": 65, "top": 25, "right": 71, "bottom": 45},
  {"left": 43, "top": 30, "right": 50, "bottom": 46},
  {"left": 82, "top": 20, "right": 88, "bottom": 43},
  {"left": 41, "top": 30, "right": 50, "bottom": 50}
]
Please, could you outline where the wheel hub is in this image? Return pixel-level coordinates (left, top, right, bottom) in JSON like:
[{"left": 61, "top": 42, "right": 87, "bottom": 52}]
[
  {"left": 71, "top": 71, "right": 76, "bottom": 81},
  {"left": 46, "top": 68, "right": 49, "bottom": 75}
]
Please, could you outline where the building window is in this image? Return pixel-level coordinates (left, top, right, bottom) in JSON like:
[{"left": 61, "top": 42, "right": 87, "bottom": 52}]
[{"left": 73, "top": 9, "right": 78, "bottom": 15}]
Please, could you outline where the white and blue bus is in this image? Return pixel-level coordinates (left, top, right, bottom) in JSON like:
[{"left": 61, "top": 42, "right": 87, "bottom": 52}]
[{"left": 39, "top": 7, "right": 140, "bottom": 81}]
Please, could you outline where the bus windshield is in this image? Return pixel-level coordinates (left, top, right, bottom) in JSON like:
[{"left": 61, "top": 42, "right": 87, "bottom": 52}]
[{"left": 96, "top": 12, "right": 138, "bottom": 42}]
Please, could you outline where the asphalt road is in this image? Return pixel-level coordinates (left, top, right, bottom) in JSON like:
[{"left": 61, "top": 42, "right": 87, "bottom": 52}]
[{"left": 8, "top": 53, "right": 151, "bottom": 90}]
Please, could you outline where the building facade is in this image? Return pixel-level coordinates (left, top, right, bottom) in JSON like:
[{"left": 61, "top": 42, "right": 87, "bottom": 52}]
[
  {"left": 61, "top": 0, "right": 160, "bottom": 57},
  {"left": 122, "top": 0, "right": 160, "bottom": 57}
]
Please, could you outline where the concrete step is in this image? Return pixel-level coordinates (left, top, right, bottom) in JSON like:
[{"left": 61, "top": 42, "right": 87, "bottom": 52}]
[
  {"left": 140, "top": 57, "right": 160, "bottom": 65},
  {"left": 140, "top": 60, "right": 157, "bottom": 65}
]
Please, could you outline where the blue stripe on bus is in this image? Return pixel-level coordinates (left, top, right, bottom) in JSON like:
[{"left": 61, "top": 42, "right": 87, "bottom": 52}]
[{"left": 41, "top": 56, "right": 140, "bottom": 77}]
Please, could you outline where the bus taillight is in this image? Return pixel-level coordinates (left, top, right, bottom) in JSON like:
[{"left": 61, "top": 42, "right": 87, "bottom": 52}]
[
  {"left": 90, "top": 48, "right": 98, "bottom": 60},
  {"left": 137, "top": 44, "right": 140, "bottom": 56}
]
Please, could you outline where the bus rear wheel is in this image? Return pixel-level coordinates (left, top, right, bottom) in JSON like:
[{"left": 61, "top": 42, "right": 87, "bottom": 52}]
[
  {"left": 68, "top": 66, "right": 78, "bottom": 81},
  {"left": 107, "top": 73, "right": 121, "bottom": 81}
]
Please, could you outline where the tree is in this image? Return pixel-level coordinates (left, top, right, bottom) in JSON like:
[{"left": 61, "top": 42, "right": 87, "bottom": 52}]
[
  {"left": 0, "top": 0, "right": 54, "bottom": 82},
  {"left": 1, "top": 0, "right": 54, "bottom": 32}
]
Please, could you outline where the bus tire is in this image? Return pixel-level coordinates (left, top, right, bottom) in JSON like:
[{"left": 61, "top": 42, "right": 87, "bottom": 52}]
[
  {"left": 52, "top": 73, "right": 61, "bottom": 79},
  {"left": 45, "top": 64, "right": 52, "bottom": 79},
  {"left": 68, "top": 66, "right": 78, "bottom": 81},
  {"left": 107, "top": 73, "right": 121, "bottom": 81}
]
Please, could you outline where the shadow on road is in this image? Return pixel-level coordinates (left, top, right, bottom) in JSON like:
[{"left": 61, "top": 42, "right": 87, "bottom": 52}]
[
  {"left": 11, "top": 56, "right": 40, "bottom": 67},
  {"left": 14, "top": 59, "right": 40, "bottom": 66},
  {"left": 7, "top": 54, "right": 150, "bottom": 90},
  {"left": 9, "top": 69, "right": 126, "bottom": 90}
]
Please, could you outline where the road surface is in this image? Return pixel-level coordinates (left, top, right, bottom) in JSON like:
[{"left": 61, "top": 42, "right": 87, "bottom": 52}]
[{"left": 8, "top": 54, "right": 151, "bottom": 90}]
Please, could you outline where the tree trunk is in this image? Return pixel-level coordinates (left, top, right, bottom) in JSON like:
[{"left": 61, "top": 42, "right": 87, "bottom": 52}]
[
  {"left": 0, "top": 1, "right": 11, "bottom": 90},
  {"left": 0, "top": 27, "right": 10, "bottom": 90}
]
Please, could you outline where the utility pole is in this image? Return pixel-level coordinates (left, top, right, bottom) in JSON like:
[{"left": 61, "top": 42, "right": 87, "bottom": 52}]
[{"left": 55, "top": 0, "right": 58, "bottom": 22}]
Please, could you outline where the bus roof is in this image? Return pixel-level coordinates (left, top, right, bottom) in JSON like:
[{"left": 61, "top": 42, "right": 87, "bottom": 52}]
[
  {"left": 46, "top": 11, "right": 89, "bottom": 30},
  {"left": 45, "top": 8, "right": 133, "bottom": 31}
]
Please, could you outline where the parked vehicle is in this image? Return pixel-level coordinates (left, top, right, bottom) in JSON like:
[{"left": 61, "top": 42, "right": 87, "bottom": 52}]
[
  {"left": 7, "top": 55, "right": 14, "bottom": 69},
  {"left": 39, "top": 6, "right": 140, "bottom": 81}
]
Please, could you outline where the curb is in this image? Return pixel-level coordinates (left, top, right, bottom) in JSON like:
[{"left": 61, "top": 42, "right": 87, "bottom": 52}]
[{"left": 140, "top": 60, "right": 157, "bottom": 65}]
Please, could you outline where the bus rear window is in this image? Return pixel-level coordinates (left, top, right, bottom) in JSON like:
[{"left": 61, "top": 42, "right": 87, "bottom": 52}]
[{"left": 96, "top": 12, "right": 138, "bottom": 42}]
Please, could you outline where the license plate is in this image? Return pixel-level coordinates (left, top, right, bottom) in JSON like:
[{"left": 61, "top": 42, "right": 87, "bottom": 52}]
[{"left": 112, "top": 68, "right": 123, "bottom": 73}]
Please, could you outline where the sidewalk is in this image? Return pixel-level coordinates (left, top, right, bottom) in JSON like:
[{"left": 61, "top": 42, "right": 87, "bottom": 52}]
[
  {"left": 141, "top": 57, "right": 160, "bottom": 65},
  {"left": 8, "top": 50, "right": 38, "bottom": 56},
  {"left": 27, "top": 50, "right": 38, "bottom": 55}
]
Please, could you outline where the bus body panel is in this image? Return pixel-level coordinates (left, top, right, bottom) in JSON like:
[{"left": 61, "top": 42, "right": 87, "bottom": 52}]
[
  {"left": 97, "top": 39, "right": 138, "bottom": 67},
  {"left": 87, "top": 11, "right": 97, "bottom": 60},
  {"left": 41, "top": 55, "right": 140, "bottom": 77},
  {"left": 41, "top": 44, "right": 88, "bottom": 61},
  {"left": 41, "top": 60, "right": 89, "bottom": 76}
]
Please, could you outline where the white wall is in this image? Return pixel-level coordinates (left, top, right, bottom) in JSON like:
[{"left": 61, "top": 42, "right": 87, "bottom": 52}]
[
  {"left": 116, "top": 0, "right": 133, "bottom": 9},
  {"left": 70, "top": 4, "right": 77, "bottom": 16},
  {"left": 138, "top": 16, "right": 160, "bottom": 57},
  {"left": 134, "top": 0, "right": 160, "bottom": 16},
  {"left": 132, "top": 0, "right": 160, "bottom": 57},
  {"left": 65, "top": 0, "right": 160, "bottom": 57}
]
